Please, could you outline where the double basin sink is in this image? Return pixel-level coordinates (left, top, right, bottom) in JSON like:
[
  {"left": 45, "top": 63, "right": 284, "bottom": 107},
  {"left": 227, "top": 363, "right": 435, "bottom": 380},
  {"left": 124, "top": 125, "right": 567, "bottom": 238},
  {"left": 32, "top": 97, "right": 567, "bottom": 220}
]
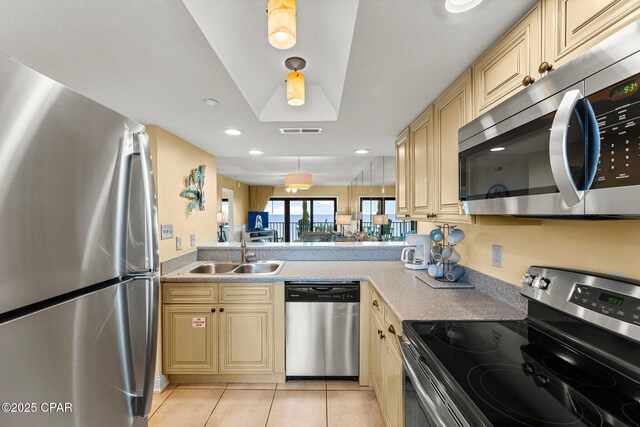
[{"left": 185, "top": 261, "right": 284, "bottom": 276}]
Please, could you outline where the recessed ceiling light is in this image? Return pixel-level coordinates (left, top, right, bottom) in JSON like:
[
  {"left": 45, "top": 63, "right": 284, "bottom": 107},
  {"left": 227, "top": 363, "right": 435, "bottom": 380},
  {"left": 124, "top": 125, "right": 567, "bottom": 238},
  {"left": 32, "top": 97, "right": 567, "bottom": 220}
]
[
  {"left": 490, "top": 146, "right": 506, "bottom": 152},
  {"left": 354, "top": 149, "right": 370, "bottom": 154},
  {"left": 248, "top": 150, "right": 264, "bottom": 155},
  {"left": 224, "top": 129, "right": 242, "bottom": 136},
  {"left": 203, "top": 98, "right": 219, "bottom": 106},
  {"left": 445, "top": 0, "right": 483, "bottom": 13}
]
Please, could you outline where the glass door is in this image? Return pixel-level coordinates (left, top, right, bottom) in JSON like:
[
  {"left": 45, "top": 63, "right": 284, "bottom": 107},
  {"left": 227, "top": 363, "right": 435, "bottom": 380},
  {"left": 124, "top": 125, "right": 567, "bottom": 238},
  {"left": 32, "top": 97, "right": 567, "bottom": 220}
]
[{"left": 267, "top": 198, "right": 336, "bottom": 242}]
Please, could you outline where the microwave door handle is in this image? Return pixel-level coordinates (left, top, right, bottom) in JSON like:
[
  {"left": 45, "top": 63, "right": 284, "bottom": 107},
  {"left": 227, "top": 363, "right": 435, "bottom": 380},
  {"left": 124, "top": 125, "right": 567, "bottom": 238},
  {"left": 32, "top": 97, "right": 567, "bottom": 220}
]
[{"left": 549, "top": 89, "right": 583, "bottom": 207}]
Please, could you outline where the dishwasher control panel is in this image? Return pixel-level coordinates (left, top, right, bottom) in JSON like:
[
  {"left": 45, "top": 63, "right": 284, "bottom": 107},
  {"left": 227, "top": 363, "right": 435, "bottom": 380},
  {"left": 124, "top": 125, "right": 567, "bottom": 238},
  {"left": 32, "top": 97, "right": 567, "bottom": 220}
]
[{"left": 285, "top": 282, "right": 360, "bottom": 302}]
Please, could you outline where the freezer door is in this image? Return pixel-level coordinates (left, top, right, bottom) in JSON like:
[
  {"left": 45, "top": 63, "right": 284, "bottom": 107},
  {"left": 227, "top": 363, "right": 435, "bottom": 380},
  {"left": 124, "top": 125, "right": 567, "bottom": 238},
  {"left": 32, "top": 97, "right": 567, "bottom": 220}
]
[
  {"left": 0, "top": 54, "right": 146, "bottom": 314},
  {"left": 0, "top": 277, "right": 158, "bottom": 427}
]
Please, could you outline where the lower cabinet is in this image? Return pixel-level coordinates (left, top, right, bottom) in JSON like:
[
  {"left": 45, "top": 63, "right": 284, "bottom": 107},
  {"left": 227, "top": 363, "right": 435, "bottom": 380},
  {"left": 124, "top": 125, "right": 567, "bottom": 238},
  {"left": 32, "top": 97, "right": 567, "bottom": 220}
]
[
  {"left": 162, "top": 282, "right": 279, "bottom": 377},
  {"left": 163, "top": 305, "right": 218, "bottom": 373},
  {"left": 369, "top": 292, "right": 404, "bottom": 427},
  {"left": 219, "top": 305, "right": 274, "bottom": 374}
]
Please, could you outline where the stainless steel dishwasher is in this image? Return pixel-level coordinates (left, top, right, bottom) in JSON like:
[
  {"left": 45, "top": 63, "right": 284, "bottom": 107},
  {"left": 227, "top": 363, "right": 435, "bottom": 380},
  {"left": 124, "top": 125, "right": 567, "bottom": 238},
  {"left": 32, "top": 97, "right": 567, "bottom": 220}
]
[{"left": 285, "top": 281, "right": 360, "bottom": 379}]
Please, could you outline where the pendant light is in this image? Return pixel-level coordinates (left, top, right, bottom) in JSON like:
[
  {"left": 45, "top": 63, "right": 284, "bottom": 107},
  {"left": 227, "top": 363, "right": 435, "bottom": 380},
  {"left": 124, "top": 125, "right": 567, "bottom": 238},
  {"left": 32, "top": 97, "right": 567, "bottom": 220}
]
[
  {"left": 285, "top": 57, "right": 306, "bottom": 106},
  {"left": 284, "top": 156, "right": 313, "bottom": 190},
  {"left": 373, "top": 157, "right": 389, "bottom": 226},
  {"left": 268, "top": 0, "right": 296, "bottom": 49}
]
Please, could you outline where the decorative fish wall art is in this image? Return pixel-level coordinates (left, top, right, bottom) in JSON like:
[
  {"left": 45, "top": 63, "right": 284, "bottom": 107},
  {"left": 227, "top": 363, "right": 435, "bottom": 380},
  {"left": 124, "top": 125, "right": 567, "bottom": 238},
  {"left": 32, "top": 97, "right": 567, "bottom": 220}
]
[{"left": 179, "top": 165, "right": 206, "bottom": 214}]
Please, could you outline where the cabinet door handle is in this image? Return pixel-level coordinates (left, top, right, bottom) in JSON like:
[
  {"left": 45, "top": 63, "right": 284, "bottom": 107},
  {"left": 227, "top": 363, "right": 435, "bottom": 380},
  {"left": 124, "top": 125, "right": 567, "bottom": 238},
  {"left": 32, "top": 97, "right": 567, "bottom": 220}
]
[
  {"left": 219, "top": 308, "right": 224, "bottom": 313},
  {"left": 377, "top": 329, "right": 382, "bottom": 336},
  {"left": 522, "top": 75, "right": 535, "bottom": 87},
  {"left": 388, "top": 325, "right": 396, "bottom": 335},
  {"left": 538, "top": 61, "right": 553, "bottom": 74},
  {"left": 211, "top": 308, "right": 216, "bottom": 313},
  {"left": 372, "top": 300, "right": 379, "bottom": 308},
  {"left": 380, "top": 333, "right": 386, "bottom": 340}
]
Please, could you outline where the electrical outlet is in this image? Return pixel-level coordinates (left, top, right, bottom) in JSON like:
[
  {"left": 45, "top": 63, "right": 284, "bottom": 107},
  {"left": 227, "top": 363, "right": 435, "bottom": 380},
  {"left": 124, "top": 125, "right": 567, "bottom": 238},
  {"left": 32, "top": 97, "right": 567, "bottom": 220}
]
[
  {"left": 492, "top": 245, "right": 503, "bottom": 268},
  {"left": 190, "top": 234, "right": 196, "bottom": 247},
  {"left": 176, "top": 236, "right": 182, "bottom": 251},
  {"left": 160, "top": 224, "right": 173, "bottom": 240}
]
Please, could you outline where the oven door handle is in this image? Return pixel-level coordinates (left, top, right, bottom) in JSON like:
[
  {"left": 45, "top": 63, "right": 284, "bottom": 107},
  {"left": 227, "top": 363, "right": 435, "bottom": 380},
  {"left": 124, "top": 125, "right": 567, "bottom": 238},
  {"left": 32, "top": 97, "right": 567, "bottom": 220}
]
[
  {"left": 400, "top": 341, "right": 454, "bottom": 427},
  {"left": 549, "top": 89, "right": 583, "bottom": 207}
]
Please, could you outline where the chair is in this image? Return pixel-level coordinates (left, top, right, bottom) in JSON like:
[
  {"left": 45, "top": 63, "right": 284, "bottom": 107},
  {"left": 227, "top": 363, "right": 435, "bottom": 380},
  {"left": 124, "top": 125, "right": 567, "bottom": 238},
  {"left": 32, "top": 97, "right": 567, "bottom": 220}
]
[
  {"left": 297, "top": 218, "right": 311, "bottom": 234},
  {"left": 381, "top": 218, "right": 393, "bottom": 237}
]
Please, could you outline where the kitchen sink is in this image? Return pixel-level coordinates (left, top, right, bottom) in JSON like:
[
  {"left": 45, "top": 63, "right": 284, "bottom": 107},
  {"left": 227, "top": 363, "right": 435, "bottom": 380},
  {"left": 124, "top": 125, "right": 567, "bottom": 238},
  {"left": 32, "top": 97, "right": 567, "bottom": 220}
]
[
  {"left": 187, "top": 263, "right": 240, "bottom": 274},
  {"left": 233, "top": 263, "right": 282, "bottom": 274},
  {"left": 185, "top": 261, "right": 284, "bottom": 275}
]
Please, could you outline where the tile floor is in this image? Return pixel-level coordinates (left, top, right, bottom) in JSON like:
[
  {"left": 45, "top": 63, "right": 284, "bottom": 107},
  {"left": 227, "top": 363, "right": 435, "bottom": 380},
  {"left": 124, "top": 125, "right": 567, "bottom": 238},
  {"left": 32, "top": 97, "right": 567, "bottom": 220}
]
[{"left": 149, "top": 381, "right": 385, "bottom": 427}]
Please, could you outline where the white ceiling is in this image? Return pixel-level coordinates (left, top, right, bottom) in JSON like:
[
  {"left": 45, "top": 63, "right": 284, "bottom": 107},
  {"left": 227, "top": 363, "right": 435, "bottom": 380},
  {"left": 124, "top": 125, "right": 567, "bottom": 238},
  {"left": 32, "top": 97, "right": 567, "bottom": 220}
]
[
  {"left": 183, "top": 0, "right": 359, "bottom": 122},
  {"left": 0, "top": 0, "right": 536, "bottom": 186}
]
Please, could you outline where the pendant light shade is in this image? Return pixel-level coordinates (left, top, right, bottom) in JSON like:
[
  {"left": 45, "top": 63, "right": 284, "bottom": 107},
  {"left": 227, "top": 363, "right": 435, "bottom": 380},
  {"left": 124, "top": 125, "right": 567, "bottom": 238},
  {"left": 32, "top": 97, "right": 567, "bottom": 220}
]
[
  {"left": 284, "top": 173, "right": 312, "bottom": 189},
  {"left": 284, "top": 157, "right": 313, "bottom": 190},
  {"left": 268, "top": 0, "right": 296, "bottom": 49},
  {"left": 372, "top": 214, "right": 388, "bottom": 225},
  {"left": 287, "top": 71, "right": 305, "bottom": 106}
]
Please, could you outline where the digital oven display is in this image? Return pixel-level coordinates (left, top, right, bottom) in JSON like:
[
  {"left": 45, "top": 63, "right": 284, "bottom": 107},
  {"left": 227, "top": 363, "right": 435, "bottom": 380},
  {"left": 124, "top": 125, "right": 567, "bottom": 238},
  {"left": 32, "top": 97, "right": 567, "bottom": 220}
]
[
  {"left": 599, "top": 292, "right": 624, "bottom": 306},
  {"left": 610, "top": 79, "right": 639, "bottom": 98}
]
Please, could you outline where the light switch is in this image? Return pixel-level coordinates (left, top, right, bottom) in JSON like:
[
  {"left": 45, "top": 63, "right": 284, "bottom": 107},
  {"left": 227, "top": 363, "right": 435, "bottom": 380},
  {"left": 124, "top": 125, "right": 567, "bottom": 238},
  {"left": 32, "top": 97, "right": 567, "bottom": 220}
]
[
  {"left": 176, "top": 236, "right": 182, "bottom": 251},
  {"left": 161, "top": 224, "right": 173, "bottom": 240}
]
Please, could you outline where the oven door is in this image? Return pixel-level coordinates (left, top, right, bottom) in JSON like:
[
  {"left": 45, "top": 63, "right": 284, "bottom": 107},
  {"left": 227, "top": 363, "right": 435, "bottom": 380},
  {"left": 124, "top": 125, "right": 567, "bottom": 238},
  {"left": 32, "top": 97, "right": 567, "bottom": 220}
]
[
  {"left": 459, "top": 83, "right": 600, "bottom": 216},
  {"left": 400, "top": 337, "right": 471, "bottom": 427}
]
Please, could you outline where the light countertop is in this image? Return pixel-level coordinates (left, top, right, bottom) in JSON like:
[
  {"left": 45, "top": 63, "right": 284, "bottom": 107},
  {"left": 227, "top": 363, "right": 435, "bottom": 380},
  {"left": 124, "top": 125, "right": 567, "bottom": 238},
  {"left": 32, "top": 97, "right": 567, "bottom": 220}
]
[{"left": 163, "top": 260, "right": 526, "bottom": 322}]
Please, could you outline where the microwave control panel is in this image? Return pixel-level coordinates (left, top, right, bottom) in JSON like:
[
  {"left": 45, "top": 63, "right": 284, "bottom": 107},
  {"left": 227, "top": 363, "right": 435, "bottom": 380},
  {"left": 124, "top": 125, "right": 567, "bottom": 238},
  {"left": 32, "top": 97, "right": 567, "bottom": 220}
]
[{"left": 589, "top": 72, "right": 640, "bottom": 189}]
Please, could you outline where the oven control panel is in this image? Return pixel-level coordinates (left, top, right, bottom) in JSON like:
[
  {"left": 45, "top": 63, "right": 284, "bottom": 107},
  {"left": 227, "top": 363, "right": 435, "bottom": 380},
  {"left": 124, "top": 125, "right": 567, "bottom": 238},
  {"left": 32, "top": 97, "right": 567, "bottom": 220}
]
[
  {"left": 569, "top": 284, "right": 640, "bottom": 325},
  {"left": 520, "top": 267, "right": 640, "bottom": 341}
]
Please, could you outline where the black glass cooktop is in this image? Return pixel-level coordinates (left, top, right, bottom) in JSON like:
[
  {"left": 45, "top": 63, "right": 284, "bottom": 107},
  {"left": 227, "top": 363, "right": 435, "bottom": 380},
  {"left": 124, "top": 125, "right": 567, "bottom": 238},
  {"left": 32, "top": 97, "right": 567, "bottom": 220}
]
[{"left": 405, "top": 319, "right": 640, "bottom": 427}]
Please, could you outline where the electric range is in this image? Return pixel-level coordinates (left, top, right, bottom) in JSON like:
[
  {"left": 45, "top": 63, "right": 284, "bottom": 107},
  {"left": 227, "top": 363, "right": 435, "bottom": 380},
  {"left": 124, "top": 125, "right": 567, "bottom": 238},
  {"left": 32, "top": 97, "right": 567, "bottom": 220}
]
[{"left": 401, "top": 267, "right": 640, "bottom": 427}]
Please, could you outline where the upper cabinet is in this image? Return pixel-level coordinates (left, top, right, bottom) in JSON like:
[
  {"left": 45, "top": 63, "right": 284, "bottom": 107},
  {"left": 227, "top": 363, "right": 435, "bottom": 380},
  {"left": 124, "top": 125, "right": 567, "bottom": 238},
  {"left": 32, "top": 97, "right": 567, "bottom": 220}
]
[
  {"left": 472, "top": 4, "right": 542, "bottom": 117},
  {"left": 394, "top": 130, "right": 410, "bottom": 218},
  {"left": 433, "top": 70, "right": 474, "bottom": 224},
  {"left": 395, "top": 0, "right": 640, "bottom": 224},
  {"left": 409, "top": 108, "right": 434, "bottom": 220},
  {"left": 543, "top": 0, "right": 640, "bottom": 69}
]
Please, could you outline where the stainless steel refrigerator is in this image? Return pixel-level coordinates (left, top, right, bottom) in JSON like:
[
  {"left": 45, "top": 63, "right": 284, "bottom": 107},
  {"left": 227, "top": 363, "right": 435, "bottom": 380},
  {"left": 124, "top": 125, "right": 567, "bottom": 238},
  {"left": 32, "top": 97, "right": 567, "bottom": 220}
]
[{"left": 0, "top": 53, "right": 159, "bottom": 427}]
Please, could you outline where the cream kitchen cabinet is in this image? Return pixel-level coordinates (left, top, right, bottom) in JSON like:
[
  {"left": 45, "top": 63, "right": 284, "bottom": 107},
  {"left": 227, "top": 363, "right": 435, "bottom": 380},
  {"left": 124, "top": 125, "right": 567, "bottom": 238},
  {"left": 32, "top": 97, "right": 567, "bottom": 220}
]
[
  {"left": 218, "top": 304, "right": 274, "bottom": 374},
  {"left": 472, "top": 3, "right": 542, "bottom": 117},
  {"left": 395, "top": 129, "right": 410, "bottom": 219},
  {"left": 408, "top": 107, "right": 435, "bottom": 220},
  {"left": 369, "top": 285, "right": 404, "bottom": 427},
  {"left": 162, "top": 282, "right": 281, "bottom": 379},
  {"left": 543, "top": 0, "right": 640, "bottom": 70},
  {"left": 163, "top": 305, "right": 218, "bottom": 374},
  {"left": 433, "top": 69, "right": 474, "bottom": 224}
]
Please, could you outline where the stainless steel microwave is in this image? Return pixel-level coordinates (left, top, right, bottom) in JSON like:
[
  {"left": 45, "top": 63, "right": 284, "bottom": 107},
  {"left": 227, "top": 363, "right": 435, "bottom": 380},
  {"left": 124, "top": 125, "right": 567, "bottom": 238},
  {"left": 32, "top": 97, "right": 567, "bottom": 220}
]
[{"left": 458, "top": 20, "right": 640, "bottom": 217}]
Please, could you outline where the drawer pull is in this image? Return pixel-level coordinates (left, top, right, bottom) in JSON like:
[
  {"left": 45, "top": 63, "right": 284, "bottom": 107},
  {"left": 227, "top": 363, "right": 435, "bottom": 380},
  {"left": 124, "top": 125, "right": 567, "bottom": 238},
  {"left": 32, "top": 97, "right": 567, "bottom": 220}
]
[
  {"left": 210, "top": 308, "right": 216, "bottom": 313},
  {"left": 388, "top": 325, "right": 396, "bottom": 335},
  {"left": 219, "top": 307, "right": 224, "bottom": 313},
  {"left": 372, "top": 300, "right": 379, "bottom": 308},
  {"left": 522, "top": 75, "right": 535, "bottom": 87}
]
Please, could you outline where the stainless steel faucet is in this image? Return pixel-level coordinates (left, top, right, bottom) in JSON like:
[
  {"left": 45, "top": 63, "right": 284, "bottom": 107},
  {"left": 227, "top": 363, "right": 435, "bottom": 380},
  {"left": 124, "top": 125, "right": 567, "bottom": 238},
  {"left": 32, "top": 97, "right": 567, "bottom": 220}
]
[{"left": 240, "top": 225, "right": 256, "bottom": 263}]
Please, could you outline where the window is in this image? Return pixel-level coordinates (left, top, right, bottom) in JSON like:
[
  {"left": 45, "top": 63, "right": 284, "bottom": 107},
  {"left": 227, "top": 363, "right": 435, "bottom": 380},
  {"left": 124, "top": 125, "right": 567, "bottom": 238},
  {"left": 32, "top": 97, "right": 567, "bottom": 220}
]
[
  {"left": 359, "top": 197, "right": 414, "bottom": 238},
  {"left": 266, "top": 198, "right": 337, "bottom": 242}
]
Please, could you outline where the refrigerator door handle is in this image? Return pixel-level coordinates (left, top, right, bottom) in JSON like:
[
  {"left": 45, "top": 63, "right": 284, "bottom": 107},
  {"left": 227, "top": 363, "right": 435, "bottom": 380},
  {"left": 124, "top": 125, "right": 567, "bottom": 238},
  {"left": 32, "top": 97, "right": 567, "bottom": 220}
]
[
  {"left": 133, "top": 131, "right": 159, "bottom": 273},
  {"left": 133, "top": 274, "right": 159, "bottom": 417}
]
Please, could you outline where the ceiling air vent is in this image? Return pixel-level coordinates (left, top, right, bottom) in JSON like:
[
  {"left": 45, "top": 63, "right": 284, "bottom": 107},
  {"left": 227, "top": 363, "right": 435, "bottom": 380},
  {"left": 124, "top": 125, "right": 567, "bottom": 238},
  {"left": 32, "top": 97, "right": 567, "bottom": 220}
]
[{"left": 278, "top": 127, "right": 323, "bottom": 135}]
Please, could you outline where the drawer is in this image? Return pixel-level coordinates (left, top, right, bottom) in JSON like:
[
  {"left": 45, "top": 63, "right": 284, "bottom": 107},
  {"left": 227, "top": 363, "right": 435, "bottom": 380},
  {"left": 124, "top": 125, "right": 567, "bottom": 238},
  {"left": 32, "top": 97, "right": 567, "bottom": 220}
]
[
  {"left": 163, "top": 283, "right": 217, "bottom": 304},
  {"left": 370, "top": 287, "right": 383, "bottom": 320},
  {"left": 384, "top": 306, "right": 402, "bottom": 357},
  {"left": 219, "top": 283, "right": 274, "bottom": 303}
]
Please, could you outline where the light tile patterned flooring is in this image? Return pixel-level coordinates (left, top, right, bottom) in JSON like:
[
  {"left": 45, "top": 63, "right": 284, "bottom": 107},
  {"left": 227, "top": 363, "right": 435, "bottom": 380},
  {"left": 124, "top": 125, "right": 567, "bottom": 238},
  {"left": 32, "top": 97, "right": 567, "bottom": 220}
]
[{"left": 150, "top": 381, "right": 385, "bottom": 427}]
